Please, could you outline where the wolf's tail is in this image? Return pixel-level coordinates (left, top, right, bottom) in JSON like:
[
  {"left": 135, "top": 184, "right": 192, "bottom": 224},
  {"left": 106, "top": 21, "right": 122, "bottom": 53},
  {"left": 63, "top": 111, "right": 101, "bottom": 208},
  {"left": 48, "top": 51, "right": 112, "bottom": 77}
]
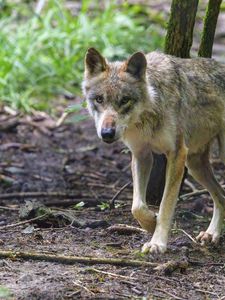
[{"left": 218, "top": 131, "right": 225, "bottom": 164}]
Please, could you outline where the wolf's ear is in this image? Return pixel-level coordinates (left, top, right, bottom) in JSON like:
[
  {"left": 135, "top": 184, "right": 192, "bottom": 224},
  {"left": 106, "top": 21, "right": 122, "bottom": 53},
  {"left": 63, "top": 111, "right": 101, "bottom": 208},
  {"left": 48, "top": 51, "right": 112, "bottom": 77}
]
[
  {"left": 85, "top": 48, "right": 107, "bottom": 76},
  {"left": 125, "top": 52, "right": 147, "bottom": 80}
]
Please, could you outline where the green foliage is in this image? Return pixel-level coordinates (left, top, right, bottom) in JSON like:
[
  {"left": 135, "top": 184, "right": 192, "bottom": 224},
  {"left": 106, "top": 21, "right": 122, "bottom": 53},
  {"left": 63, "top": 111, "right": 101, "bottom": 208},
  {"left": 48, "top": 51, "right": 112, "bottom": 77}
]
[
  {"left": 73, "top": 201, "right": 85, "bottom": 210},
  {"left": 97, "top": 202, "right": 110, "bottom": 211},
  {"left": 0, "top": 0, "right": 164, "bottom": 111},
  {"left": 0, "top": 286, "right": 13, "bottom": 299}
]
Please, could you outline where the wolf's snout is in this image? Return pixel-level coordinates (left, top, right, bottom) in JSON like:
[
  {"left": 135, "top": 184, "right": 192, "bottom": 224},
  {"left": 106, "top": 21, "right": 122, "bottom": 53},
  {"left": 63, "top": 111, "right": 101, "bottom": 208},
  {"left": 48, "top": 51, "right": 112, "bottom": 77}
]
[{"left": 101, "top": 127, "right": 116, "bottom": 143}]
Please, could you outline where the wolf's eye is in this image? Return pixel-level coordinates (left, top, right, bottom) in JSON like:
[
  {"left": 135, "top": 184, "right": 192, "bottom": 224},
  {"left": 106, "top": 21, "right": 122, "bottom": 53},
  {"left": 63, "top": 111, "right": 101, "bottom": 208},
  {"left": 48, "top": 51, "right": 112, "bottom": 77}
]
[
  {"left": 95, "top": 95, "right": 104, "bottom": 104},
  {"left": 120, "top": 97, "right": 130, "bottom": 105}
]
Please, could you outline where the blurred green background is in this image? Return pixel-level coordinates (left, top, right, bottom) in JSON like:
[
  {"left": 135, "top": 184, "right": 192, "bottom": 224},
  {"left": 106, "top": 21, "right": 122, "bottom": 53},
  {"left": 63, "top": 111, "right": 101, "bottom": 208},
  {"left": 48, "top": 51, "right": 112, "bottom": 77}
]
[{"left": 0, "top": 0, "right": 165, "bottom": 112}]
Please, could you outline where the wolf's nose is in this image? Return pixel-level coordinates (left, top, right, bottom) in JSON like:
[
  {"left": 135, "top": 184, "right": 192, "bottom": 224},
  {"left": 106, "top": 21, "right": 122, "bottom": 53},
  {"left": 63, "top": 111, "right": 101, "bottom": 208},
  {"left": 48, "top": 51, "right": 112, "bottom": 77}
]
[{"left": 101, "top": 127, "right": 116, "bottom": 143}]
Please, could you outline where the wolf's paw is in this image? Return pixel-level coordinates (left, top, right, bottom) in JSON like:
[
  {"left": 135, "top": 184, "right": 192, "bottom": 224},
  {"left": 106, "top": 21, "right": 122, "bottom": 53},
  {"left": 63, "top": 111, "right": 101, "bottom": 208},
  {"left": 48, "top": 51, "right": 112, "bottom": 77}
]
[
  {"left": 141, "top": 241, "right": 167, "bottom": 255},
  {"left": 196, "top": 231, "right": 220, "bottom": 245}
]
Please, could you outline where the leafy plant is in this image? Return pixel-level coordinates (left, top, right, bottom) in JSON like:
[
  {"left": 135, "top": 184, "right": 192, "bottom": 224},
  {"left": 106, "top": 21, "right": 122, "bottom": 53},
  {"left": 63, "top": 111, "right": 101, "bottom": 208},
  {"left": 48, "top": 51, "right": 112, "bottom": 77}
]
[
  {"left": 0, "top": 0, "right": 164, "bottom": 111},
  {"left": 97, "top": 202, "right": 110, "bottom": 211},
  {"left": 73, "top": 201, "right": 85, "bottom": 210},
  {"left": 0, "top": 286, "right": 13, "bottom": 299}
]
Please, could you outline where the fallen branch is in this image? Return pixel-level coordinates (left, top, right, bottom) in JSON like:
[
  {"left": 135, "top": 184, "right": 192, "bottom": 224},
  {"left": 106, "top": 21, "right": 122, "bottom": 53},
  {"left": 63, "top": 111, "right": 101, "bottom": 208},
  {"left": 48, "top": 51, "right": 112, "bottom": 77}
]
[
  {"left": 195, "top": 289, "right": 218, "bottom": 297},
  {"left": 0, "top": 143, "right": 36, "bottom": 151},
  {"left": 0, "top": 118, "right": 19, "bottom": 132},
  {"left": 107, "top": 224, "right": 146, "bottom": 235},
  {"left": 0, "top": 192, "right": 82, "bottom": 200},
  {"left": 73, "top": 280, "right": 94, "bottom": 295},
  {"left": 87, "top": 267, "right": 136, "bottom": 281},
  {"left": 0, "top": 250, "right": 158, "bottom": 268},
  {"left": 154, "top": 259, "right": 189, "bottom": 275},
  {"left": 0, "top": 214, "right": 48, "bottom": 230},
  {"left": 110, "top": 181, "right": 131, "bottom": 208},
  {"left": 184, "top": 178, "right": 197, "bottom": 192},
  {"left": 172, "top": 228, "right": 197, "bottom": 244},
  {"left": 19, "top": 120, "right": 51, "bottom": 136},
  {"left": 180, "top": 184, "right": 225, "bottom": 200},
  {"left": 0, "top": 205, "right": 19, "bottom": 211},
  {"left": 44, "top": 199, "right": 101, "bottom": 207},
  {"left": 154, "top": 288, "right": 186, "bottom": 300}
]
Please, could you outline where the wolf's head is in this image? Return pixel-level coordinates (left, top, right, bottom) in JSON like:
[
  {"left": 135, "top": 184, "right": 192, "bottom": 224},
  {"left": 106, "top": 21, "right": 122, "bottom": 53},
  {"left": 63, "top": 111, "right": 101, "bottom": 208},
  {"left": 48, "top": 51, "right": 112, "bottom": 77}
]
[{"left": 82, "top": 48, "right": 155, "bottom": 144}]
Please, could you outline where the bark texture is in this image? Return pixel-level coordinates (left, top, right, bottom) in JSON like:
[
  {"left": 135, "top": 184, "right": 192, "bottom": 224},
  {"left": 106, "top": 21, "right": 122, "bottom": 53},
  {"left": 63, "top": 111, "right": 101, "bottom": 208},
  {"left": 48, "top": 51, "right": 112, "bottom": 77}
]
[
  {"left": 198, "top": 0, "right": 222, "bottom": 57},
  {"left": 164, "top": 0, "right": 199, "bottom": 58}
]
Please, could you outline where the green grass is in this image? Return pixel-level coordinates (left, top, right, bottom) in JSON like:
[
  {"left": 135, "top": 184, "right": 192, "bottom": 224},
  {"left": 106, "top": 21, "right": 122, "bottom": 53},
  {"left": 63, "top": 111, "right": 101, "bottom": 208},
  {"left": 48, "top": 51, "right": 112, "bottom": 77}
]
[{"left": 0, "top": 0, "right": 164, "bottom": 112}]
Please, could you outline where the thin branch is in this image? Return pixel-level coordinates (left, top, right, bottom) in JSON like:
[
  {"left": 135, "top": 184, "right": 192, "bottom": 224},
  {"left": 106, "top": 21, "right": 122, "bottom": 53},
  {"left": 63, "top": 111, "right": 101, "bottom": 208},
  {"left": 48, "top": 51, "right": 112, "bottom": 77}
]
[
  {"left": 184, "top": 179, "right": 197, "bottom": 192},
  {"left": 154, "top": 259, "right": 189, "bottom": 275},
  {"left": 0, "top": 214, "right": 48, "bottom": 230},
  {"left": 110, "top": 181, "right": 131, "bottom": 208},
  {"left": 0, "top": 192, "right": 81, "bottom": 200},
  {"left": 154, "top": 288, "right": 186, "bottom": 300},
  {"left": 0, "top": 250, "right": 158, "bottom": 268},
  {"left": 73, "top": 281, "right": 94, "bottom": 295},
  {"left": 87, "top": 267, "right": 137, "bottom": 281},
  {"left": 107, "top": 224, "right": 146, "bottom": 235},
  {"left": 195, "top": 289, "right": 218, "bottom": 296},
  {"left": 0, "top": 206, "right": 19, "bottom": 211},
  {"left": 180, "top": 184, "right": 225, "bottom": 200},
  {"left": 172, "top": 228, "right": 197, "bottom": 244}
]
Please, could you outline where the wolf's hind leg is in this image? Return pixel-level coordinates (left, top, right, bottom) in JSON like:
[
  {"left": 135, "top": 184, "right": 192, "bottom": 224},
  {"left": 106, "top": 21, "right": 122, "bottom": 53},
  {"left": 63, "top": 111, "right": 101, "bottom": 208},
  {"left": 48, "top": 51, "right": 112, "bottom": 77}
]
[
  {"left": 131, "top": 149, "right": 156, "bottom": 233},
  {"left": 186, "top": 146, "right": 225, "bottom": 244},
  {"left": 218, "top": 130, "right": 225, "bottom": 164}
]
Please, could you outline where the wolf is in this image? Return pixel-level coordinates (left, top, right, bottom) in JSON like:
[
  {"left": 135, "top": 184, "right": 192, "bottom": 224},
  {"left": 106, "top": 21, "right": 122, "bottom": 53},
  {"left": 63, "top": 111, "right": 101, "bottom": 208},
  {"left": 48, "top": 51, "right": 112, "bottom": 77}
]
[{"left": 82, "top": 47, "right": 225, "bottom": 254}]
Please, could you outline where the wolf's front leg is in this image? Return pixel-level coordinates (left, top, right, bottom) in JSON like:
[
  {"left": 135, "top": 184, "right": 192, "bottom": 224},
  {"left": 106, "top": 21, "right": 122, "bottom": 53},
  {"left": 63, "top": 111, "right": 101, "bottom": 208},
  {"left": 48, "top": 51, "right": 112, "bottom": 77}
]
[
  {"left": 142, "top": 139, "right": 187, "bottom": 254},
  {"left": 131, "top": 149, "right": 156, "bottom": 233}
]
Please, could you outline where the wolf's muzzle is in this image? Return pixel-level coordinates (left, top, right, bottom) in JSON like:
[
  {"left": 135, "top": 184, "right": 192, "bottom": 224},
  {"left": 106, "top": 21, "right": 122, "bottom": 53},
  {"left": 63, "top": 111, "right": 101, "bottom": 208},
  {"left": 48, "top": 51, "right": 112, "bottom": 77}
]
[{"left": 101, "top": 127, "right": 116, "bottom": 143}]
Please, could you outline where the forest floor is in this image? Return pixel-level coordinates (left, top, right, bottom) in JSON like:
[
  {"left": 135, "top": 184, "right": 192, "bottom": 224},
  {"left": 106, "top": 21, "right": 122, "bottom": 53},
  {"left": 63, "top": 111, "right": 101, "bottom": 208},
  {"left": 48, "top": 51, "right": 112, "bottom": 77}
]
[
  {"left": 0, "top": 104, "right": 224, "bottom": 300},
  {"left": 0, "top": 1, "right": 225, "bottom": 299}
]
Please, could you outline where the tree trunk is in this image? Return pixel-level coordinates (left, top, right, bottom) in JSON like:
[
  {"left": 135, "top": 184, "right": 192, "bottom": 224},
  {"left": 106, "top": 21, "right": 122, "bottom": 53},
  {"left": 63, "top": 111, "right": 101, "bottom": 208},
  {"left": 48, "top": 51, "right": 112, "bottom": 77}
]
[
  {"left": 198, "top": 0, "right": 222, "bottom": 57},
  {"left": 164, "top": 0, "right": 199, "bottom": 58},
  {"left": 147, "top": 0, "right": 198, "bottom": 205}
]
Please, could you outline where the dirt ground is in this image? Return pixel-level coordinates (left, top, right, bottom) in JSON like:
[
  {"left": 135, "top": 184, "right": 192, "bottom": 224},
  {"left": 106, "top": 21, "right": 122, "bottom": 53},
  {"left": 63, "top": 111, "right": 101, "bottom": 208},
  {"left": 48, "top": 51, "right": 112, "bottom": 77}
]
[{"left": 0, "top": 105, "right": 225, "bottom": 300}]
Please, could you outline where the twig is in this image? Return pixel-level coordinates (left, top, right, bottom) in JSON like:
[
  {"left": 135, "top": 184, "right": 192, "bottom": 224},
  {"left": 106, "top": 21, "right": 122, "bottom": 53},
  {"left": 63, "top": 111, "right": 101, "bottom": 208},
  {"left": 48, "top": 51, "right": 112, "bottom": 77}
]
[
  {"left": 44, "top": 198, "right": 101, "bottom": 208},
  {"left": 19, "top": 120, "right": 51, "bottom": 136},
  {"left": 195, "top": 289, "right": 218, "bottom": 296},
  {"left": 0, "top": 191, "right": 81, "bottom": 200},
  {"left": 110, "top": 181, "right": 131, "bottom": 208},
  {"left": 73, "top": 281, "right": 94, "bottom": 295},
  {"left": 172, "top": 228, "right": 197, "bottom": 244},
  {"left": 0, "top": 118, "right": 19, "bottom": 131},
  {"left": 184, "top": 179, "right": 197, "bottom": 192},
  {"left": 0, "top": 250, "right": 158, "bottom": 268},
  {"left": 154, "top": 288, "right": 187, "bottom": 300},
  {"left": 154, "top": 259, "right": 189, "bottom": 275},
  {"left": 0, "top": 214, "right": 47, "bottom": 230},
  {"left": 0, "top": 143, "right": 36, "bottom": 151},
  {"left": 87, "top": 267, "right": 137, "bottom": 281},
  {"left": 3, "top": 105, "right": 18, "bottom": 116},
  {"left": 0, "top": 205, "right": 19, "bottom": 211},
  {"left": 56, "top": 112, "right": 69, "bottom": 127},
  {"left": 0, "top": 193, "right": 101, "bottom": 208},
  {"left": 180, "top": 184, "right": 225, "bottom": 200},
  {"left": 107, "top": 224, "right": 146, "bottom": 235},
  {"left": 67, "top": 290, "right": 81, "bottom": 297}
]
